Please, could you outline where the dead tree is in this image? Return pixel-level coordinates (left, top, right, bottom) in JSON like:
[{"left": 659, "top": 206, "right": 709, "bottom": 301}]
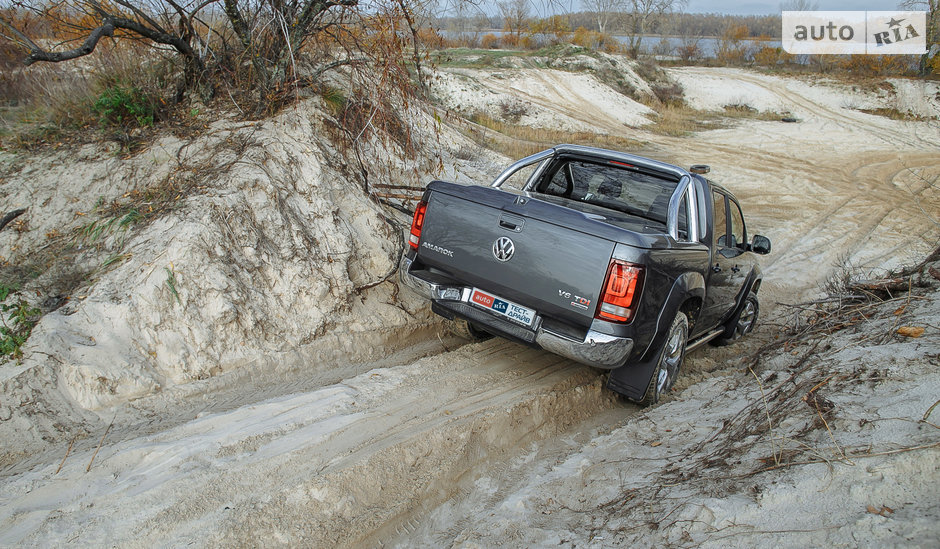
[{"left": 0, "top": 1, "right": 207, "bottom": 76}]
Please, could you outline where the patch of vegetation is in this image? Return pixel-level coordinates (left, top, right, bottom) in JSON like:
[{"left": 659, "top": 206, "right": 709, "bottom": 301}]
[
  {"left": 319, "top": 85, "right": 348, "bottom": 116},
  {"left": 430, "top": 48, "right": 526, "bottom": 68},
  {"left": 498, "top": 99, "right": 528, "bottom": 123},
  {"left": 594, "top": 67, "right": 641, "bottom": 100},
  {"left": 0, "top": 284, "right": 40, "bottom": 360},
  {"left": 164, "top": 267, "right": 181, "bottom": 306},
  {"left": 93, "top": 85, "right": 157, "bottom": 128},
  {"left": 77, "top": 209, "right": 144, "bottom": 246},
  {"left": 858, "top": 107, "right": 933, "bottom": 121},
  {"left": 643, "top": 99, "right": 784, "bottom": 137},
  {"left": 651, "top": 82, "right": 685, "bottom": 105},
  {"left": 533, "top": 43, "right": 594, "bottom": 59},
  {"left": 0, "top": 123, "right": 69, "bottom": 151},
  {"left": 634, "top": 60, "right": 669, "bottom": 85},
  {"left": 463, "top": 112, "right": 645, "bottom": 160},
  {"left": 645, "top": 103, "right": 718, "bottom": 136},
  {"left": 722, "top": 104, "right": 785, "bottom": 121}
]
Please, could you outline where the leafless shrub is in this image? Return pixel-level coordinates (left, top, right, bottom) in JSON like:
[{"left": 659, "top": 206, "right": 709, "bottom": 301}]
[
  {"left": 723, "top": 102, "right": 756, "bottom": 114},
  {"left": 498, "top": 98, "right": 527, "bottom": 123},
  {"left": 635, "top": 60, "right": 668, "bottom": 85},
  {"left": 453, "top": 143, "right": 479, "bottom": 161},
  {"left": 676, "top": 41, "right": 702, "bottom": 63},
  {"left": 651, "top": 82, "right": 684, "bottom": 105},
  {"left": 0, "top": 0, "right": 430, "bottom": 121}
]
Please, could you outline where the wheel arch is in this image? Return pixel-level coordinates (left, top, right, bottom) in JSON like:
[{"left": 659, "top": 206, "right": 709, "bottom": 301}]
[
  {"left": 607, "top": 271, "right": 702, "bottom": 401},
  {"left": 656, "top": 271, "right": 705, "bottom": 343},
  {"left": 729, "top": 265, "right": 763, "bottom": 319}
]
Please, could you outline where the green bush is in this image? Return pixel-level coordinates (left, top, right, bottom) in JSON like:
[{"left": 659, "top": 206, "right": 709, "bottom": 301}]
[
  {"left": 0, "top": 284, "right": 40, "bottom": 360},
  {"left": 93, "top": 85, "right": 156, "bottom": 128}
]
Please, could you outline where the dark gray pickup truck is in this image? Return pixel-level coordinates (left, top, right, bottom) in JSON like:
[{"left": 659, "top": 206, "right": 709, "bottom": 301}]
[{"left": 399, "top": 145, "right": 770, "bottom": 405}]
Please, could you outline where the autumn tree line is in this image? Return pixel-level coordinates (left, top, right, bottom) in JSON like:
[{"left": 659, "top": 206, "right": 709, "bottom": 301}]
[
  {"left": 438, "top": 0, "right": 935, "bottom": 73},
  {"left": 440, "top": 9, "right": 781, "bottom": 45},
  {"left": 0, "top": 0, "right": 936, "bottom": 140}
]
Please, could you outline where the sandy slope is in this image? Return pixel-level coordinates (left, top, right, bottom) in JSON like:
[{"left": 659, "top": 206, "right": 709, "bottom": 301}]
[
  {"left": 0, "top": 63, "right": 938, "bottom": 546},
  {"left": 660, "top": 68, "right": 940, "bottom": 304}
]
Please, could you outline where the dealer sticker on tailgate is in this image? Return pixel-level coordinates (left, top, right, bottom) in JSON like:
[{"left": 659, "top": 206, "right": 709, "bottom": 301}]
[{"left": 470, "top": 288, "right": 536, "bottom": 327}]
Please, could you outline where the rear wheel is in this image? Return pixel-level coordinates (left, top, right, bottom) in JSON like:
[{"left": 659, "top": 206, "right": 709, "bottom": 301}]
[
  {"left": 714, "top": 292, "right": 759, "bottom": 346},
  {"left": 449, "top": 318, "right": 492, "bottom": 341},
  {"left": 637, "top": 312, "right": 688, "bottom": 406}
]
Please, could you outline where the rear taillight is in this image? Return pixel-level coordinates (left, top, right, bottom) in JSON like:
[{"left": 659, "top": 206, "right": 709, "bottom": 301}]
[
  {"left": 597, "top": 260, "right": 644, "bottom": 323},
  {"left": 409, "top": 200, "right": 428, "bottom": 249}
]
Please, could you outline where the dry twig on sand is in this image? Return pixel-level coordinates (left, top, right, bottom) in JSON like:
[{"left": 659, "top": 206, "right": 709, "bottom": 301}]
[{"left": 86, "top": 417, "right": 115, "bottom": 473}]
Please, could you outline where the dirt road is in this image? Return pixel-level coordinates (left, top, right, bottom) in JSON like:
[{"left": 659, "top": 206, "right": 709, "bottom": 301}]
[{"left": 1, "top": 66, "right": 938, "bottom": 546}]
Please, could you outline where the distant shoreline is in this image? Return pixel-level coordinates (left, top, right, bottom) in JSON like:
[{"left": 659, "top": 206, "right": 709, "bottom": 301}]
[{"left": 453, "top": 29, "right": 781, "bottom": 41}]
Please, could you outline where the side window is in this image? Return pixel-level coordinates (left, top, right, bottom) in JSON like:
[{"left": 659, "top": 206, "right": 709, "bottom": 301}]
[
  {"left": 712, "top": 191, "right": 728, "bottom": 247},
  {"left": 729, "top": 198, "right": 746, "bottom": 249},
  {"left": 499, "top": 163, "right": 539, "bottom": 191},
  {"left": 544, "top": 166, "right": 570, "bottom": 197}
]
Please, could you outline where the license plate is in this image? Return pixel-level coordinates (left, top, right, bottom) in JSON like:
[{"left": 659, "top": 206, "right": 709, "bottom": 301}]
[{"left": 470, "top": 288, "right": 536, "bottom": 327}]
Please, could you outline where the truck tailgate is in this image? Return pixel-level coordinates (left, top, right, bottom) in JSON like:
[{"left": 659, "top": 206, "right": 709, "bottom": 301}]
[{"left": 417, "top": 184, "right": 616, "bottom": 327}]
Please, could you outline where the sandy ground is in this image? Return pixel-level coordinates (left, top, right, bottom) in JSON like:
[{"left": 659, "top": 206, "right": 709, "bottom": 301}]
[{"left": 0, "top": 60, "right": 938, "bottom": 547}]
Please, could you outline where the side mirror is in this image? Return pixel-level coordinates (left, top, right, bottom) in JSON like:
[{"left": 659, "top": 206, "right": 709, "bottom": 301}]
[{"left": 751, "top": 234, "right": 771, "bottom": 255}]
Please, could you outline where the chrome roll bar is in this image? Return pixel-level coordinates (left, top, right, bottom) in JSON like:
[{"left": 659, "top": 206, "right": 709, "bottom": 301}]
[
  {"left": 667, "top": 175, "right": 699, "bottom": 243},
  {"left": 491, "top": 148, "right": 556, "bottom": 188}
]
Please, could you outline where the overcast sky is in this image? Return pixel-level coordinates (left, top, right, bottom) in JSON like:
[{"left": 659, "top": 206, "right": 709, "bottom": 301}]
[{"left": 683, "top": 1, "right": 910, "bottom": 15}]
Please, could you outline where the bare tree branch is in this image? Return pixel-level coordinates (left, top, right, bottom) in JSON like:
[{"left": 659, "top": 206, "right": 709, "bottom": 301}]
[
  {"left": 0, "top": 209, "right": 27, "bottom": 233},
  {"left": 1, "top": 17, "right": 116, "bottom": 65}
]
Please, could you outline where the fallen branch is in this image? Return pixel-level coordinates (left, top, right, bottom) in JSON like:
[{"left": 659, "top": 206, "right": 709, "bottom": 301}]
[
  {"left": 739, "top": 440, "right": 940, "bottom": 477},
  {"left": 702, "top": 523, "right": 846, "bottom": 543},
  {"left": 816, "top": 407, "right": 852, "bottom": 465},
  {"left": 749, "top": 366, "right": 779, "bottom": 467},
  {"left": 371, "top": 183, "right": 425, "bottom": 191},
  {"left": 0, "top": 208, "right": 26, "bottom": 232},
  {"left": 925, "top": 399, "right": 940, "bottom": 423},
  {"left": 86, "top": 417, "right": 115, "bottom": 473},
  {"left": 55, "top": 437, "right": 76, "bottom": 475},
  {"left": 847, "top": 440, "right": 940, "bottom": 458},
  {"left": 371, "top": 192, "right": 421, "bottom": 201}
]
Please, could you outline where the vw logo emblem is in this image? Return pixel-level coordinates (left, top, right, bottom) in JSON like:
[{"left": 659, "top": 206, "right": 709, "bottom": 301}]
[{"left": 493, "top": 237, "right": 515, "bottom": 262}]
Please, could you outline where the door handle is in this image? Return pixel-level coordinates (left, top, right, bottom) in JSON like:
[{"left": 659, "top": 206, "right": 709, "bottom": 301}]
[{"left": 712, "top": 264, "right": 721, "bottom": 273}]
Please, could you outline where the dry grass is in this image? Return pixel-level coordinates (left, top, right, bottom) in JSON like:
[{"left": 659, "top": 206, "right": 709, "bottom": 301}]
[
  {"left": 858, "top": 107, "right": 934, "bottom": 122},
  {"left": 0, "top": 42, "right": 181, "bottom": 150},
  {"left": 458, "top": 99, "right": 788, "bottom": 149},
  {"left": 644, "top": 101, "right": 786, "bottom": 137},
  {"left": 644, "top": 102, "right": 718, "bottom": 137},
  {"left": 721, "top": 103, "right": 784, "bottom": 121},
  {"left": 463, "top": 112, "right": 646, "bottom": 158}
]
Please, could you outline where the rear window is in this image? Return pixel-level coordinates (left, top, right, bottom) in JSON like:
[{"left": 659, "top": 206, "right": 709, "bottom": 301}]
[{"left": 537, "top": 160, "right": 678, "bottom": 225}]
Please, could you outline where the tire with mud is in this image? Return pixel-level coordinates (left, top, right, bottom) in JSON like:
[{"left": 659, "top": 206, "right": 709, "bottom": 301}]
[
  {"left": 449, "top": 318, "right": 492, "bottom": 341},
  {"left": 637, "top": 312, "right": 688, "bottom": 406},
  {"left": 713, "top": 292, "right": 759, "bottom": 346}
]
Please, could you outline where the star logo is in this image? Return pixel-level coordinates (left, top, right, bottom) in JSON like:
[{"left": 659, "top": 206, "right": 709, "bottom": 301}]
[{"left": 886, "top": 17, "right": 905, "bottom": 28}]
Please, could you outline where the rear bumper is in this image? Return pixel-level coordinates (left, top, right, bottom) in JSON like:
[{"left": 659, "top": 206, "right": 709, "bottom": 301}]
[{"left": 399, "top": 255, "right": 634, "bottom": 369}]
